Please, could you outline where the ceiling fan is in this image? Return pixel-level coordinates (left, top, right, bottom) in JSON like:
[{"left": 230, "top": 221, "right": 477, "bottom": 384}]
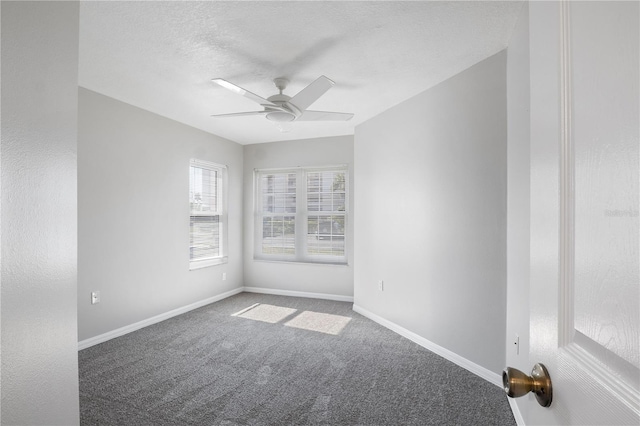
[{"left": 210, "top": 75, "right": 354, "bottom": 125}]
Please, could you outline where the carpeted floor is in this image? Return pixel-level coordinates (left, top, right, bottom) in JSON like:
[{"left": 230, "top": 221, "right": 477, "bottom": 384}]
[{"left": 79, "top": 292, "right": 516, "bottom": 425}]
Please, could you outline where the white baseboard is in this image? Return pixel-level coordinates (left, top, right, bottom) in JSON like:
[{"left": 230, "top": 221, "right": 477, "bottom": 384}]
[
  {"left": 78, "top": 290, "right": 503, "bottom": 391},
  {"left": 78, "top": 287, "right": 352, "bottom": 350},
  {"left": 352, "top": 304, "right": 503, "bottom": 388},
  {"left": 242, "top": 286, "right": 354, "bottom": 303},
  {"left": 78, "top": 287, "right": 243, "bottom": 350},
  {"left": 508, "top": 397, "right": 526, "bottom": 425},
  {"left": 77, "top": 287, "right": 519, "bottom": 419}
]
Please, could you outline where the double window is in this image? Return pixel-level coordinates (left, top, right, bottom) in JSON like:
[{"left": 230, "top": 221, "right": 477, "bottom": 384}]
[
  {"left": 189, "top": 159, "right": 227, "bottom": 269},
  {"left": 255, "top": 166, "right": 348, "bottom": 264}
]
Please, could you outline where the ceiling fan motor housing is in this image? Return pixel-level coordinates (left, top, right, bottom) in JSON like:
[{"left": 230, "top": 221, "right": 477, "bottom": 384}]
[{"left": 266, "top": 93, "right": 300, "bottom": 122}]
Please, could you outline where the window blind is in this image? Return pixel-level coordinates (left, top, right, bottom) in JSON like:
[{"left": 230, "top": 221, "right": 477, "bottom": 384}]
[
  {"left": 255, "top": 166, "right": 348, "bottom": 264},
  {"left": 189, "top": 159, "right": 227, "bottom": 268}
]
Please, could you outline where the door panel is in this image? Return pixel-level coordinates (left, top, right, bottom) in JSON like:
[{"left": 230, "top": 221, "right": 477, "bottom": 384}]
[
  {"left": 572, "top": 0, "right": 639, "bottom": 371},
  {"left": 529, "top": 1, "right": 639, "bottom": 424}
]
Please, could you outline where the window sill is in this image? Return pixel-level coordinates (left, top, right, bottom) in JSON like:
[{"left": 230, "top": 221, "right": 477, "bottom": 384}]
[
  {"left": 189, "top": 256, "right": 228, "bottom": 270},
  {"left": 252, "top": 257, "right": 348, "bottom": 267}
]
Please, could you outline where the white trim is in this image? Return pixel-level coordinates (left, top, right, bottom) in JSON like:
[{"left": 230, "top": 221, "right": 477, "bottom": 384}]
[
  {"left": 78, "top": 288, "right": 243, "bottom": 350},
  {"left": 352, "top": 304, "right": 503, "bottom": 387},
  {"left": 255, "top": 164, "right": 348, "bottom": 173},
  {"left": 77, "top": 290, "right": 503, "bottom": 395},
  {"left": 252, "top": 258, "right": 350, "bottom": 267},
  {"left": 191, "top": 158, "right": 227, "bottom": 170},
  {"left": 508, "top": 398, "right": 526, "bottom": 426},
  {"left": 189, "top": 255, "right": 228, "bottom": 270},
  {"left": 254, "top": 166, "right": 349, "bottom": 265},
  {"left": 242, "top": 286, "right": 354, "bottom": 303}
]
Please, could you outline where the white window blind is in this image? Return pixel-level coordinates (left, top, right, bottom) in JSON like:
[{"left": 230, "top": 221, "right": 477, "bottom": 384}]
[
  {"left": 189, "top": 159, "right": 227, "bottom": 269},
  {"left": 255, "top": 166, "right": 348, "bottom": 264},
  {"left": 306, "top": 170, "right": 346, "bottom": 257}
]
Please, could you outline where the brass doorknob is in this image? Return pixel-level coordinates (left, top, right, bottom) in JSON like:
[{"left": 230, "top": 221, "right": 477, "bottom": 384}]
[{"left": 502, "top": 363, "right": 553, "bottom": 407}]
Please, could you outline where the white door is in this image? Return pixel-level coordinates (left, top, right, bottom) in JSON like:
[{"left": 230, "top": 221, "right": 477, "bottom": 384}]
[{"left": 528, "top": 1, "right": 639, "bottom": 424}]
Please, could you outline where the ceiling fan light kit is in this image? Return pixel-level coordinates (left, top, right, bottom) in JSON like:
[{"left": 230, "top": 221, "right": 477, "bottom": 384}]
[
  {"left": 211, "top": 75, "right": 353, "bottom": 131},
  {"left": 266, "top": 111, "right": 295, "bottom": 123}
]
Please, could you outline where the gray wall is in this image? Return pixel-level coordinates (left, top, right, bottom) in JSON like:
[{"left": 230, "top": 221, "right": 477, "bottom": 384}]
[
  {"left": 243, "top": 137, "right": 354, "bottom": 298},
  {"left": 78, "top": 88, "right": 243, "bottom": 341},
  {"left": 354, "top": 52, "right": 508, "bottom": 374},
  {"left": 1, "top": 2, "right": 80, "bottom": 424},
  {"left": 505, "top": 2, "right": 530, "bottom": 420}
]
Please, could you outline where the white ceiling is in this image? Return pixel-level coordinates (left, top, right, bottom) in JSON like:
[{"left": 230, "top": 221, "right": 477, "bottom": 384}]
[{"left": 79, "top": 1, "right": 523, "bottom": 145}]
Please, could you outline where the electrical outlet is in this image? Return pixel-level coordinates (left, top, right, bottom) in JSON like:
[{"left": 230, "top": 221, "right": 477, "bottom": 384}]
[
  {"left": 378, "top": 280, "right": 384, "bottom": 291},
  {"left": 222, "top": 272, "right": 227, "bottom": 281},
  {"left": 91, "top": 291, "right": 100, "bottom": 305}
]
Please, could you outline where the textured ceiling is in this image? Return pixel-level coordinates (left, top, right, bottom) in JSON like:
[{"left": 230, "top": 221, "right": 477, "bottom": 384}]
[{"left": 79, "top": 1, "right": 523, "bottom": 145}]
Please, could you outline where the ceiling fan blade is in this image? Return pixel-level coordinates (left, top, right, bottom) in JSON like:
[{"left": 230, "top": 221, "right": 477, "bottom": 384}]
[
  {"left": 297, "top": 110, "right": 354, "bottom": 122},
  {"left": 211, "top": 111, "right": 269, "bottom": 118},
  {"left": 211, "top": 78, "right": 277, "bottom": 107},
  {"left": 289, "top": 75, "right": 335, "bottom": 110}
]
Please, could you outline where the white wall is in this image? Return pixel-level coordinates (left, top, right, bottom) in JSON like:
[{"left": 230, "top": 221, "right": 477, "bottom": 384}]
[
  {"left": 243, "top": 136, "right": 354, "bottom": 299},
  {"left": 354, "top": 52, "right": 508, "bottom": 374},
  {"left": 1, "top": 2, "right": 80, "bottom": 424},
  {"left": 505, "top": 2, "right": 530, "bottom": 421},
  {"left": 78, "top": 88, "right": 243, "bottom": 341}
]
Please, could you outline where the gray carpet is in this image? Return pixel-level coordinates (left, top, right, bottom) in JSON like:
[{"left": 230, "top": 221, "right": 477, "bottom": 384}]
[{"left": 79, "top": 292, "right": 516, "bottom": 425}]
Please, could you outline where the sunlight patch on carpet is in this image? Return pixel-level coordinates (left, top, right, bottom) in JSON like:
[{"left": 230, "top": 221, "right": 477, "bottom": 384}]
[
  {"left": 231, "top": 303, "right": 297, "bottom": 324},
  {"left": 285, "top": 311, "right": 351, "bottom": 335}
]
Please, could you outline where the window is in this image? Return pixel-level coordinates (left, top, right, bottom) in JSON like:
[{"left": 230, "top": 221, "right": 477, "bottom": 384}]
[
  {"left": 189, "top": 159, "right": 227, "bottom": 269},
  {"left": 255, "top": 166, "right": 348, "bottom": 264}
]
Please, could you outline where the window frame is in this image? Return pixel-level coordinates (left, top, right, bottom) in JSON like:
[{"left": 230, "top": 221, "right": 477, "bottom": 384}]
[
  {"left": 189, "top": 159, "right": 228, "bottom": 270},
  {"left": 254, "top": 165, "right": 348, "bottom": 265}
]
